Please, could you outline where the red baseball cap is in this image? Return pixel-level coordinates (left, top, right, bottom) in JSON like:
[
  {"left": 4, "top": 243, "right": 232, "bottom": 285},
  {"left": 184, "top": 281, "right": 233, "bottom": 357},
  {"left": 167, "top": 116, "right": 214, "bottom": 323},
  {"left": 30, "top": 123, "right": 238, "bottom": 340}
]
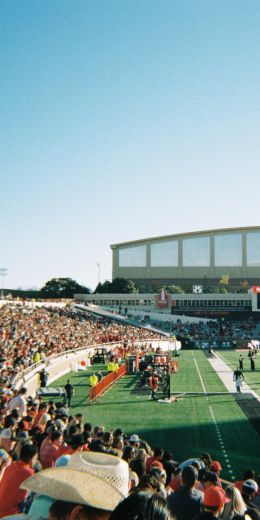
[
  {"left": 210, "top": 460, "right": 222, "bottom": 472},
  {"left": 204, "top": 486, "right": 230, "bottom": 508}
]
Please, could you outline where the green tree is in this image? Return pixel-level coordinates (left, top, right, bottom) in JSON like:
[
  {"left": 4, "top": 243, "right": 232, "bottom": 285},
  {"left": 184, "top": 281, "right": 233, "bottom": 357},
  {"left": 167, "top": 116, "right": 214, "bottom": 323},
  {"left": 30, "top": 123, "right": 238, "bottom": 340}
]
[
  {"left": 163, "top": 285, "right": 185, "bottom": 294},
  {"left": 240, "top": 280, "right": 249, "bottom": 293},
  {"left": 94, "top": 277, "right": 138, "bottom": 294},
  {"left": 41, "top": 278, "right": 91, "bottom": 298},
  {"left": 219, "top": 274, "right": 230, "bottom": 292}
]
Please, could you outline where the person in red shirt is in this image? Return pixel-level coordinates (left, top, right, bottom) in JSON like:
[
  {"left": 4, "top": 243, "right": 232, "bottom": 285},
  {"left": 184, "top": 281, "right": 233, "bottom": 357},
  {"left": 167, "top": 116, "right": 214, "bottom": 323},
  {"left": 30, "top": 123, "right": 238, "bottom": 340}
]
[
  {"left": 0, "top": 443, "right": 37, "bottom": 518},
  {"left": 40, "top": 430, "right": 63, "bottom": 469},
  {"left": 146, "top": 447, "right": 164, "bottom": 473}
]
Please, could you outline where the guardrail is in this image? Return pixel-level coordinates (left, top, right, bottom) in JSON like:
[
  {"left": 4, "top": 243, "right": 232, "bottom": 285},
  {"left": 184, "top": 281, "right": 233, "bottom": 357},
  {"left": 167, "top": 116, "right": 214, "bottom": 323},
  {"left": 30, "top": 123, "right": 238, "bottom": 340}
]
[{"left": 89, "top": 364, "right": 127, "bottom": 401}]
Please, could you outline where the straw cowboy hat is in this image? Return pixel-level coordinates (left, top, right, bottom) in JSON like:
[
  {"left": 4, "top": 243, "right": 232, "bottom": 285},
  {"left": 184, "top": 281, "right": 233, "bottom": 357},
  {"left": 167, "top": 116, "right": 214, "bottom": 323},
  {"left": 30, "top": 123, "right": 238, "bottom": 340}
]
[{"left": 21, "top": 452, "right": 130, "bottom": 511}]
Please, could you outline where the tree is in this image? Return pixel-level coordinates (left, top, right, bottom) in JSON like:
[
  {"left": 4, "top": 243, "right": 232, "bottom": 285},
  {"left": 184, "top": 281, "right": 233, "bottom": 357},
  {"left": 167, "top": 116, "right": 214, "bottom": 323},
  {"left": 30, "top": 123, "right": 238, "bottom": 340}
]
[
  {"left": 240, "top": 280, "right": 249, "bottom": 293},
  {"left": 219, "top": 274, "right": 230, "bottom": 292},
  {"left": 94, "top": 278, "right": 138, "bottom": 294},
  {"left": 41, "top": 278, "right": 91, "bottom": 298},
  {"left": 163, "top": 285, "right": 185, "bottom": 294}
]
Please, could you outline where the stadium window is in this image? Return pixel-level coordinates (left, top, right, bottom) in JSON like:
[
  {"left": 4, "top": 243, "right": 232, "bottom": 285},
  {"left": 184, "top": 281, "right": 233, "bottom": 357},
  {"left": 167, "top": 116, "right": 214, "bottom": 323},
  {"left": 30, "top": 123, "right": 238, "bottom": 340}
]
[
  {"left": 119, "top": 245, "right": 146, "bottom": 267},
  {"left": 100, "top": 300, "right": 103, "bottom": 305},
  {"left": 115, "top": 300, "right": 119, "bottom": 305},
  {"left": 182, "top": 236, "right": 210, "bottom": 266},
  {"left": 215, "top": 233, "right": 242, "bottom": 266},
  {"left": 151, "top": 239, "right": 178, "bottom": 266},
  {"left": 104, "top": 300, "right": 107, "bottom": 305},
  {"left": 247, "top": 231, "right": 260, "bottom": 266}
]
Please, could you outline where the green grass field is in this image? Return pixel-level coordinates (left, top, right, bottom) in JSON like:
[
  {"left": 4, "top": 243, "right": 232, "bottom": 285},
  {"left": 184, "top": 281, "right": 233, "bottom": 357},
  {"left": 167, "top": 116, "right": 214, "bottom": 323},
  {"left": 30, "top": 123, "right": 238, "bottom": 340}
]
[{"left": 51, "top": 350, "right": 260, "bottom": 479}]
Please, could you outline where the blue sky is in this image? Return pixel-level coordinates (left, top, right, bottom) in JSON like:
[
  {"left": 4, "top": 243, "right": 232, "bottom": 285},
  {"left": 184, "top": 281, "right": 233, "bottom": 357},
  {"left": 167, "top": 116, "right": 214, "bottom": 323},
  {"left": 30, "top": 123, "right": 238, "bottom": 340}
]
[{"left": 1, "top": 0, "right": 260, "bottom": 291}]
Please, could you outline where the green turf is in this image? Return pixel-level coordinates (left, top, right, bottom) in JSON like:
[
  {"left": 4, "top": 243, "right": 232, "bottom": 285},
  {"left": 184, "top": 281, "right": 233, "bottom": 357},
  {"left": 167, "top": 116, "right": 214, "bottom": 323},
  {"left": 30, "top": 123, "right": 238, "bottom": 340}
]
[{"left": 51, "top": 351, "right": 260, "bottom": 479}]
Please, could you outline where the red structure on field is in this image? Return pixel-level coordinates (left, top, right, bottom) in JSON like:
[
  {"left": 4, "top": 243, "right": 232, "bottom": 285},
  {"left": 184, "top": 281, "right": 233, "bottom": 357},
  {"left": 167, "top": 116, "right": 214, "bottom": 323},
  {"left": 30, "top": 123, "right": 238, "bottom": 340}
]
[{"left": 89, "top": 364, "right": 127, "bottom": 401}]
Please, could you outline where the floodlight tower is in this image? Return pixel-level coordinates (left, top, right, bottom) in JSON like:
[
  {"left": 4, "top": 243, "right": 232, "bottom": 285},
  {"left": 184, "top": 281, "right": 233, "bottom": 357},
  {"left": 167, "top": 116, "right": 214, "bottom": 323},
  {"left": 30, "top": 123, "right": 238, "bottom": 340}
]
[{"left": 0, "top": 268, "right": 8, "bottom": 298}]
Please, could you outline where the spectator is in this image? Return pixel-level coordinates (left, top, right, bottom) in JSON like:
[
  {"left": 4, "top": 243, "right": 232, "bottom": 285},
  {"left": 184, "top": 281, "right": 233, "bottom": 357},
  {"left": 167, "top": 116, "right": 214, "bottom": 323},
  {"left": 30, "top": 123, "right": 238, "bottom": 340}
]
[
  {"left": 241, "top": 480, "right": 259, "bottom": 516},
  {"left": 209, "top": 461, "right": 222, "bottom": 488},
  {"left": 167, "top": 465, "right": 203, "bottom": 520},
  {"left": 109, "top": 491, "right": 174, "bottom": 520},
  {"left": 7, "top": 387, "right": 27, "bottom": 417},
  {"left": 0, "top": 442, "right": 37, "bottom": 517},
  {"left": 195, "top": 486, "right": 230, "bottom": 519},
  {"left": 21, "top": 452, "right": 130, "bottom": 520},
  {"left": 221, "top": 485, "right": 246, "bottom": 520}
]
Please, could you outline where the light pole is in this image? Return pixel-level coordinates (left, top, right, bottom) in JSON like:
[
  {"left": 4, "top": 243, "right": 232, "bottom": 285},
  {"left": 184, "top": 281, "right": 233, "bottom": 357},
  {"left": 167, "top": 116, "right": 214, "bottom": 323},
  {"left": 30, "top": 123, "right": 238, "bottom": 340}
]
[
  {"left": 97, "top": 263, "right": 101, "bottom": 285},
  {"left": 0, "top": 268, "right": 8, "bottom": 299}
]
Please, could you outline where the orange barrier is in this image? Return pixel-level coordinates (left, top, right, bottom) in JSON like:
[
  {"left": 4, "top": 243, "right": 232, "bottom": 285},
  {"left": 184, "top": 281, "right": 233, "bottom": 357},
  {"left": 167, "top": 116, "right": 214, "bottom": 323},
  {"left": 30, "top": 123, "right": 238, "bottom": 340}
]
[{"left": 89, "top": 364, "right": 127, "bottom": 401}]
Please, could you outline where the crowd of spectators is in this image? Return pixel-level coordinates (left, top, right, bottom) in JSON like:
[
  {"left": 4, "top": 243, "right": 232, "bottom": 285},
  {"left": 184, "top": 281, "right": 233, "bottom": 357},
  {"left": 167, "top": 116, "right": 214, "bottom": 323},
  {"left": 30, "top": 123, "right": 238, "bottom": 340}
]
[
  {"left": 0, "top": 393, "right": 259, "bottom": 520},
  {"left": 0, "top": 303, "right": 163, "bottom": 389},
  {"left": 0, "top": 302, "right": 259, "bottom": 520},
  {"left": 167, "top": 319, "right": 256, "bottom": 345}
]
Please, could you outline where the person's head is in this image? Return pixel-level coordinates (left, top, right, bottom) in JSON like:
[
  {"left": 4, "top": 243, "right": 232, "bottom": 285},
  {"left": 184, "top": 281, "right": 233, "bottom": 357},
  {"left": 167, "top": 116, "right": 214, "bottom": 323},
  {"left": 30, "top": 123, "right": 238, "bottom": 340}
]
[
  {"left": 20, "top": 443, "right": 38, "bottom": 466},
  {"left": 153, "top": 447, "right": 164, "bottom": 460},
  {"left": 109, "top": 491, "right": 174, "bottom": 520},
  {"left": 20, "top": 387, "right": 27, "bottom": 395},
  {"left": 103, "top": 432, "right": 113, "bottom": 447},
  {"left": 112, "top": 437, "right": 124, "bottom": 452},
  {"left": 135, "top": 474, "right": 162, "bottom": 494},
  {"left": 201, "top": 452, "right": 212, "bottom": 467},
  {"left": 222, "top": 485, "right": 246, "bottom": 519},
  {"left": 49, "top": 499, "right": 109, "bottom": 520},
  {"left": 10, "top": 408, "right": 20, "bottom": 420},
  {"left": 242, "top": 479, "right": 258, "bottom": 499},
  {"left": 201, "top": 471, "right": 218, "bottom": 489},
  {"left": 136, "top": 448, "right": 147, "bottom": 462},
  {"left": 22, "top": 452, "right": 130, "bottom": 517},
  {"left": 210, "top": 461, "right": 222, "bottom": 475},
  {"left": 243, "top": 469, "right": 255, "bottom": 481},
  {"left": 122, "top": 445, "right": 135, "bottom": 463},
  {"left": 204, "top": 486, "right": 230, "bottom": 516},
  {"left": 84, "top": 423, "right": 92, "bottom": 433},
  {"left": 70, "top": 434, "right": 84, "bottom": 451},
  {"left": 129, "top": 434, "right": 140, "bottom": 447},
  {"left": 51, "top": 430, "right": 63, "bottom": 446},
  {"left": 0, "top": 428, "right": 13, "bottom": 452},
  {"left": 181, "top": 465, "right": 198, "bottom": 489},
  {"left": 76, "top": 414, "right": 83, "bottom": 424},
  {"left": 4, "top": 415, "right": 16, "bottom": 429},
  {"left": 149, "top": 467, "right": 167, "bottom": 486}
]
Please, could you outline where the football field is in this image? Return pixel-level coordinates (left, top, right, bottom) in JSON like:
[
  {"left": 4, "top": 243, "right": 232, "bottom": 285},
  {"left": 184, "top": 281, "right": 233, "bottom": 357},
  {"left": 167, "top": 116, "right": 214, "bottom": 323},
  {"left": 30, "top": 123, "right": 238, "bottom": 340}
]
[{"left": 51, "top": 350, "right": 260, "bottom": 479}]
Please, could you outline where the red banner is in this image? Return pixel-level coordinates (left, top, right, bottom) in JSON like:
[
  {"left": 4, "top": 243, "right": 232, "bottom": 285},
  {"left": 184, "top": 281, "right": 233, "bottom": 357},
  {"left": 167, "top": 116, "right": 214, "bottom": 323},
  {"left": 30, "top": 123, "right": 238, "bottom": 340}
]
[{"left": 157, "top": 288, "right": 168, "bottom": 308}]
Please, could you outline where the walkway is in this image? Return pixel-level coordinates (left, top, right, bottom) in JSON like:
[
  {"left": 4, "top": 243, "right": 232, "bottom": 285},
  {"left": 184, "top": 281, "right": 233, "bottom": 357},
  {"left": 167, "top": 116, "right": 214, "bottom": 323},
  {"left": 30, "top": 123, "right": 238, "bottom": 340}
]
[{"left": 207, "top": 352, "right": 260, "bottom": 403}]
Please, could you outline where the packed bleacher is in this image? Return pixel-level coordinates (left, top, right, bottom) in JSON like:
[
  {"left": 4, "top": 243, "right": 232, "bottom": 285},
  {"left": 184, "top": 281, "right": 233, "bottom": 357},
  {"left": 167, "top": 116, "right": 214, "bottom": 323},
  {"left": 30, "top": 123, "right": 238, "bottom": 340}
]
[
  {"left": 0, "top": 303, "right": 259, "bottom": 520},
  {"left": 0, "top": 303, "right": 163, "bottom": 389}
]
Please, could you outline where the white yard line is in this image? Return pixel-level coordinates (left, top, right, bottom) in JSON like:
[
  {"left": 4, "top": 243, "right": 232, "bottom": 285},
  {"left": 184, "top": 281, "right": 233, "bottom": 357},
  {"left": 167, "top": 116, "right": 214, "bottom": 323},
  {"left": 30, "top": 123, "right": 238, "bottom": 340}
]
[{"left": 192, "top": 352, "right": 235, "bottom": 478}]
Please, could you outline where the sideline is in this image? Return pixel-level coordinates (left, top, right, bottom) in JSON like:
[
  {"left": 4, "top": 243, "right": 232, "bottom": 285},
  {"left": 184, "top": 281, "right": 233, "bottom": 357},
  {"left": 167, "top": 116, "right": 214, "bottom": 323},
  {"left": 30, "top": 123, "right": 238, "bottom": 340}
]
[
  {"left": 192, "top": 352, "right": 235, "bottom": 479},
  {"left": 207, "top": 352, "right": 260, "bottom": 403}
]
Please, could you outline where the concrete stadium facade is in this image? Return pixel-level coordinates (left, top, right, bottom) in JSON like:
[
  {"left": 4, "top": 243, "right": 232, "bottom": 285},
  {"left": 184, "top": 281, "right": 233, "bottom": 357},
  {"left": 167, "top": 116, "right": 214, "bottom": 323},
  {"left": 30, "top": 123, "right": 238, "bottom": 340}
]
[{"left": 111, "top": 226, "right": 260, "bottom": 291}]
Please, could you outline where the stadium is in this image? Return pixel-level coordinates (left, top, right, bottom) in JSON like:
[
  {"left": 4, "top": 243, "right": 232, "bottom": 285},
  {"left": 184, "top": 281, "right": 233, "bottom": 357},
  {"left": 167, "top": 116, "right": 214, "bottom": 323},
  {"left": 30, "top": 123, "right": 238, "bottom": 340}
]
[
  {"left": 1, "top": 228, "right": 260, "bottom": 516},
  {"left": 111, "top": 226, "right": 260, "bottom": 292}
]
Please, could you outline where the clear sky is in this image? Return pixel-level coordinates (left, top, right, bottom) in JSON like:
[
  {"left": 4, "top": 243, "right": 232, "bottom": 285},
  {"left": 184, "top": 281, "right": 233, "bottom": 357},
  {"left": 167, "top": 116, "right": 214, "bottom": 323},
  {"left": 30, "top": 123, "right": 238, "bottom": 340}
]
[{"left": 1, "top": 0, "right": 260, "bottom": 291}]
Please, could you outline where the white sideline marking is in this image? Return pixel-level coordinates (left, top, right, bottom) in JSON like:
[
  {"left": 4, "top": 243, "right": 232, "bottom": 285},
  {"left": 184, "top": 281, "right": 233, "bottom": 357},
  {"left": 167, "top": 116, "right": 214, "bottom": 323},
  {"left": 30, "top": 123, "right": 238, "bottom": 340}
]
[{"left": 193, "top": 353, "right": 235, "bottom": 479}]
